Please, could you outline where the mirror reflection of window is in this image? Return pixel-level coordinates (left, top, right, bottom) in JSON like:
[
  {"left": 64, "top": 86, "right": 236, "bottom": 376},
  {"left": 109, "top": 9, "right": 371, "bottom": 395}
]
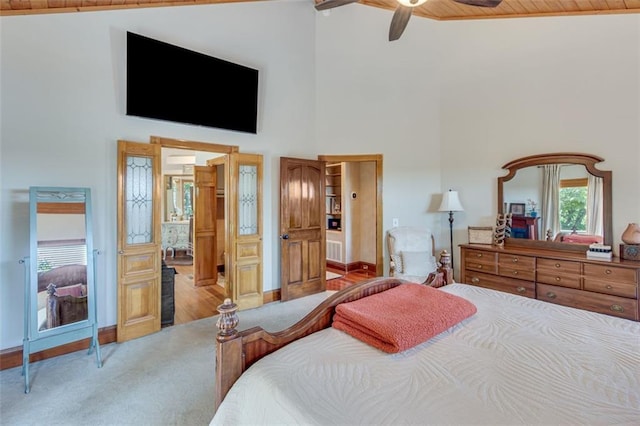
[
  {"left": 183, "top": 181, "right": 194, "bottom": 218},
  {"left": 37, "top": 213, "right": 87, "bottom": 270},
  {"left": 505, "top": 163, "right": 604, "bottom": 242},
  {"left": 165, "top": 175, "right": 194, "bottom": 222},
  {"left": 559, "top": 178, "right": 588, "bottom": 233},
  {"left": 36, "top": 208, "right": 88, "bottom": 331}
]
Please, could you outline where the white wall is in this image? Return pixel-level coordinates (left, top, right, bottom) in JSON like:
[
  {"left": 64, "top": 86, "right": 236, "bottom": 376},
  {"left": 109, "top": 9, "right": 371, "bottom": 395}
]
[
  {"left": 315, "top": 5, "right": 445, "bottom": 240},
  {"left": 439, "top": 15, "right": 640, "bottom": 250},
  {"left": 0, "top": 0, "right": 317, "bottom": 349},
  {"left": 2, "top": 3, "right": 639, "bottom": 351}
]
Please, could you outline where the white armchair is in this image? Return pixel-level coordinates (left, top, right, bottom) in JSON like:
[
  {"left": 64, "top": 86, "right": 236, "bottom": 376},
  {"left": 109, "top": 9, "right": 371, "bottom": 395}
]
[{"left": 387, "top": 226, "right": 438, "bottom": 284}]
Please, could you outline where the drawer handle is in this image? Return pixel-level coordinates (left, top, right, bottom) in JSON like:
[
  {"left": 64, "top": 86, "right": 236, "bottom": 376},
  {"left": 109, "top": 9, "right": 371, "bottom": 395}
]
[
  {"left": 606, "top": 284, "right": 613, "bottom": 290},
  {"left": 605, "top": 269, "right": 612, "bottom": 275},
  {"left": 477, "top": 265, "right": 483, "bottom": 269},
  {"left": 546, "top": 292, "right": 557, "bottom": 299},
  {"left": 555, "top": 277, "right": 561, "bottom": 282},
  {"left": 555, "top": 263, "right": 561, "bottom": 268},
  {"left": 513, "top": 270, "right": 519, "bottom": 275},
  {"left": 512, "top": 258, "right": 519, "bottom": 263},
  {"left": 476, "top": 253, "right": 483, "bottom": 258},
  {"left": 610, "top": 304, "right": 624, "bottom": 313},
  {"left": 516, "top": 286, "right": 526, "bottom": 294},
  {"left": 471, "top": 277, "right": 480, "bottom": 284}
]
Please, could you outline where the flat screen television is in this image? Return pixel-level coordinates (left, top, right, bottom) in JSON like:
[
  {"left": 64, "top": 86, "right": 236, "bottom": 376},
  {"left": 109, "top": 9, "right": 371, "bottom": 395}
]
[{"left": 126, "top": 32, "right": 258, "bottom": 134}]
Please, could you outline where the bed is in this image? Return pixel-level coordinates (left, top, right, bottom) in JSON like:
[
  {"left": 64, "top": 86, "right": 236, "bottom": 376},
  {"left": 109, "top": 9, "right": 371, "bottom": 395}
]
[{"left": 212, "top": 278, "right": 640, "bottom": 425}]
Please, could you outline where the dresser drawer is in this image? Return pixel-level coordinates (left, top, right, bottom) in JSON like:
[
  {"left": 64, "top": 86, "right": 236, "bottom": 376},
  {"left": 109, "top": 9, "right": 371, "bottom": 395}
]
[
  {"left": 465, "top": 271, "right": 534, "bottom": 298},
  {"left": 465, "top": 261, "right": 497, "bottom": 274},
  {"left": 584, "top": 264, "right": 637, "bottom": 284},
  {"left": 536, "top": 271, "right": 581, "bottom": 289},
  {"left": 498, "top": 266, "right": 535, "bottom": 281},
  {"left": 537, "top": 283, "right": 638, "bottom": 321},
  {"left": 465, "top": 249, "right": 497, "bottom": 263},
  {"left": 537, "top": 258, "right": 581, "bottom": 274},
  {"left": 498, "top": 253, "right": 535, "bottom": 270},
  {"left": 583, "top": 279, "right": 637, "bottom": 299}
]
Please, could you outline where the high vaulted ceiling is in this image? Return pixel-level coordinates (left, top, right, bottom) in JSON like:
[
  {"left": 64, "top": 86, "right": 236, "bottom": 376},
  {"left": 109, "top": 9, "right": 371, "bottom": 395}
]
[{"left": 1, "top": 0, "right": 639, "bottom": 20}]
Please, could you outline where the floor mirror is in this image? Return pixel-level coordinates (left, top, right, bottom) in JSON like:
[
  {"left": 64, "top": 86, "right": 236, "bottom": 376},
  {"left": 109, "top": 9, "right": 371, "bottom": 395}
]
[{"left": 22, "top": 186, "right": 102, "bottom": 393}]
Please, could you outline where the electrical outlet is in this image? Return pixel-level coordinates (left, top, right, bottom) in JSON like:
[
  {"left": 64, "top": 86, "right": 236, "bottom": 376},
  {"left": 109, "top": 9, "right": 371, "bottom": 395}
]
[{"left": 392, "top": 218, "right": 399, "bottom": 227}]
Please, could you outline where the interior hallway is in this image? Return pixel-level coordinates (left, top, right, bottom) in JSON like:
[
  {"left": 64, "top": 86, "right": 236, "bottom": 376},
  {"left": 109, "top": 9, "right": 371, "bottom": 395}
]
[{"left": 170, "top": 265, "right": 373, "bottom": 326}]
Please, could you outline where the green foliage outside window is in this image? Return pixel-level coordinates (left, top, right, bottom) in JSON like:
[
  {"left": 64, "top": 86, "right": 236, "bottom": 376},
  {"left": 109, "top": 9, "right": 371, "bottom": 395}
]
[
  {"left": 559, "top": 187, "right": 587, "bottom": 232},
  {"left": 183, "top": 182, "right": 194, "bottom": 218}
]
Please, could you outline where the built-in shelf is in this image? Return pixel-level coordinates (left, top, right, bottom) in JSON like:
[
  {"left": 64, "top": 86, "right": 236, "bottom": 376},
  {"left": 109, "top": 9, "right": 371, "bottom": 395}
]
[{"left": 326, "top": 163, "right": 342, "bottom": 232}]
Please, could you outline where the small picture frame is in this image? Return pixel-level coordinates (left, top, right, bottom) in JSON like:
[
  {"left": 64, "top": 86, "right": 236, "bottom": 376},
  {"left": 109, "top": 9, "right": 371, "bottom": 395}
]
[{"left": 509, "top": 203, "right": 526, "bottom": 216}]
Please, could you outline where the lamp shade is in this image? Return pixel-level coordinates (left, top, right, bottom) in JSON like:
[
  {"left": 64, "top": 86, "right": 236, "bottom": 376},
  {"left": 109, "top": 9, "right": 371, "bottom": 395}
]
[{"left": 438, "top": 190, "right": 464, "bottom": 212}]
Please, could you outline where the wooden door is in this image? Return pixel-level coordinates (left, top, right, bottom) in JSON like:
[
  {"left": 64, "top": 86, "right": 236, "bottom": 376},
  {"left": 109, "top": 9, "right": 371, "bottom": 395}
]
[
  {"left": 193, "top": 165, "right": 217, "bottom": 287},
  {"left": 229, "top": 153, "right": 263, "bottom": 310},
  {"left": 116, "top": 140, "right": 162, "bottom": 342},
  {"left": 280, "top": 157, "right": 326, "bottom": 301}
]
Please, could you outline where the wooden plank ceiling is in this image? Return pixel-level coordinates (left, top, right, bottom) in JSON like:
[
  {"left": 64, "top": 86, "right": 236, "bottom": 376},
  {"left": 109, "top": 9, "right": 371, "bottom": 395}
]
[{"left": 2, "top": 0, "right": 640, "bottom": 20}]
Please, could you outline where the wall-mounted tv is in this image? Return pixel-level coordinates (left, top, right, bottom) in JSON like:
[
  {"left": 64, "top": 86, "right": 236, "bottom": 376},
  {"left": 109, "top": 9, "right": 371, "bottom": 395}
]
[{"left": 126, "top": 32, "right": 258, "bottom": 134}]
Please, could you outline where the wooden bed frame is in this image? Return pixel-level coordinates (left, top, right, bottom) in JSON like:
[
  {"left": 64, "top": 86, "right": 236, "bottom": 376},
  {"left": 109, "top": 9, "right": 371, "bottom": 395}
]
[
  {"left": 214, "top": 251, "right": 454, "bottom": 410},
  {"left": 214, "top": 276, "right": 408, "bottom": 410}
]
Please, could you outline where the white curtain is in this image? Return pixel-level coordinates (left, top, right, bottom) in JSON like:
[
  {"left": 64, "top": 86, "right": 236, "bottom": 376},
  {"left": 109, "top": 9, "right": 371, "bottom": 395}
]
[
  {"left": 542, "top": 164, "right": 561, "bottom": 240},
  {"left": 587, "top": 174, "right": 604, "bottom": 236}
]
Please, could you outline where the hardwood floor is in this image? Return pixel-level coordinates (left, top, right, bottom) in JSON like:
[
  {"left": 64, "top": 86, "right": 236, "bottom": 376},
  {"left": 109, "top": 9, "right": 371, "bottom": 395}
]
[
  {"left": 168, "top": 265, "right": 374, "bottom": 327},
  {"left": 326, "top": 268, "right": 377, "bottom": 292},
  {"left": 171, "top": 264, "right": 225, "bottom": 326}
]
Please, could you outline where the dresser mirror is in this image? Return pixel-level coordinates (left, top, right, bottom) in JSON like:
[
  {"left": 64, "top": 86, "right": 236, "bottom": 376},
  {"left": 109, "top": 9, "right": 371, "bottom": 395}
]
[
  {"left": 164, "top": 175, "right": 194, "bottom": 222},
  {"left": 498, "top": 153, "right": 612, "bottom": 252},
  {"left": 23, "top": 186, "right": 101, "bottom": 393}
]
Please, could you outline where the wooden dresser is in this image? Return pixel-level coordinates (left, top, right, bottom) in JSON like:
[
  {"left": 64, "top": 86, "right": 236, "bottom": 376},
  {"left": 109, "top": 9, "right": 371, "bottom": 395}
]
[{"left": 460, "top": 244, "right": 640, "bottom": 321}]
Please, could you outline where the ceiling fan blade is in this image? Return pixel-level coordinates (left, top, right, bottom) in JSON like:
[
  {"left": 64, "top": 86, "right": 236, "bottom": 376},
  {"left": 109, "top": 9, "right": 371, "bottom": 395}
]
[
  {"left": 452, "top": 0, "right": 503, "bottom": 7},
  {"left": 315, "top": 0, "right": 361, "bottom": 11},
  {"left": 389, "top": 5, "right": 413, "bottom": 42}
]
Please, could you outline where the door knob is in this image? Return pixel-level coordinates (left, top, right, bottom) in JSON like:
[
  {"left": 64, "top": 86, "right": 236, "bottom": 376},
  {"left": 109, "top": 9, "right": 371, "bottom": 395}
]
[{"left": 280, "top": 234, "right": 289, "bottom": 240}]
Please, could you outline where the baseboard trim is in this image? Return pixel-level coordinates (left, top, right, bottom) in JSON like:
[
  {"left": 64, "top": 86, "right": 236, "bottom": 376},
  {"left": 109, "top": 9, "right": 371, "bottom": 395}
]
[
  {"left": 263, "top": 289, "right": 281, "bottom": 304},
  {"left": 2, "top": 290, "right": 285, "bottom": 371},
  {"left": 0, "top": 326, "right": 117, "bottom": 371}
]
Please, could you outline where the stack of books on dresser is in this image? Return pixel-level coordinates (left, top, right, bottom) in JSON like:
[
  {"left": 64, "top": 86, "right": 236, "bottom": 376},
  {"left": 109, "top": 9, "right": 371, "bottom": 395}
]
[{"left": 586, "top": 243, "right": 613, "bottom": 260}]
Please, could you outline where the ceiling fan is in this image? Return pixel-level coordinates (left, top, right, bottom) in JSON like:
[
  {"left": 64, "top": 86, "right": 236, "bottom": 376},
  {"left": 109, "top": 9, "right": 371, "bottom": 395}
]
[{"left": 315, "top": 0, "right": 503, "bottom": 41}]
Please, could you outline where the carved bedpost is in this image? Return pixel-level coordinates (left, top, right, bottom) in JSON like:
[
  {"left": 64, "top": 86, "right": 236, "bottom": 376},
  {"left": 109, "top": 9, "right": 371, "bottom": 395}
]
[
  {"left": 425, "top": 250, "right": 454, "bottom": 287},
  {"left": 216, "top": 298, "right": 239, "bottom": 341},
  {"left": 215, "top": 298, "right": 243, "bottom": 412}
]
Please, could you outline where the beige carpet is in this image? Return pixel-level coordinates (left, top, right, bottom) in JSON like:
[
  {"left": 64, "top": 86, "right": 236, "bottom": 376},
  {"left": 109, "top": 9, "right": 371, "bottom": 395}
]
[{"left": 0, "top": 291, "right": 335, "bottom": 426}]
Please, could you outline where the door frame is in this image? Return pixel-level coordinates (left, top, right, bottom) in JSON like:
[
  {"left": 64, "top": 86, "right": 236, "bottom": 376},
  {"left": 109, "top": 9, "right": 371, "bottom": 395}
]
[
  {"left": 317, "top": 154, "right": 383, "bottom": 275},
  {"left": 150, "top": 136, "right": 238, "bottom": 285}
]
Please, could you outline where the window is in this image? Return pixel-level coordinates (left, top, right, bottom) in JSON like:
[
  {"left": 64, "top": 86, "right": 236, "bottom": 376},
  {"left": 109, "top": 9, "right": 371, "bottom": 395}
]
[{"left": 559, "top": 178, "right": 588, "bottom": 233}]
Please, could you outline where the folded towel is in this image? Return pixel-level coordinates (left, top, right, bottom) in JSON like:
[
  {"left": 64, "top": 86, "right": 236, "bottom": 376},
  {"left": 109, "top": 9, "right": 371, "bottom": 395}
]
[{"left": 332, "top": 283, "right": 476, "bottom": 353}]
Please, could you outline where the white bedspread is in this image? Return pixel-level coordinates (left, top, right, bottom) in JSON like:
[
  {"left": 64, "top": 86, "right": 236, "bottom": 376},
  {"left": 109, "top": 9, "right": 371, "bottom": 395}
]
[{"left": 211, "top": 284, "right": 640, "bottom": 425}]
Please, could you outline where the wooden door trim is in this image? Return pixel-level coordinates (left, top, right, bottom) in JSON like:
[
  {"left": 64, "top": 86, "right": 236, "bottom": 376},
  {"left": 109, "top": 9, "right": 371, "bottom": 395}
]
[
  {"left": 317, "top": 154, "right": 383, "bottom": 276},
  {"left": 230, "top": 153, "right": 264, "bottom": 309},
  {"left": 150, "top": 136, "right": 239, "bottom": 154},
  {"left": 150, "top": 136, "right": 235, "bottom": 300},
  {"left": 116, "top": 140, "right": 162, "bottom": 342}
]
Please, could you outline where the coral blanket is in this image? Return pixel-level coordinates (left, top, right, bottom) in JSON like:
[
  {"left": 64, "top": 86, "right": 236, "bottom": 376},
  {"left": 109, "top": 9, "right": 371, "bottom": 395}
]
[{"left": 332, "top": 284, "right": 476, "bottom": 353}]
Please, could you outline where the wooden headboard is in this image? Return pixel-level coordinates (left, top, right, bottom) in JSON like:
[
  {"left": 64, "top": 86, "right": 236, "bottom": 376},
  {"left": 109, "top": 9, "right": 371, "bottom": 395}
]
[{"left": 214, "top": 276, "right": 406, "bottom": 411}]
